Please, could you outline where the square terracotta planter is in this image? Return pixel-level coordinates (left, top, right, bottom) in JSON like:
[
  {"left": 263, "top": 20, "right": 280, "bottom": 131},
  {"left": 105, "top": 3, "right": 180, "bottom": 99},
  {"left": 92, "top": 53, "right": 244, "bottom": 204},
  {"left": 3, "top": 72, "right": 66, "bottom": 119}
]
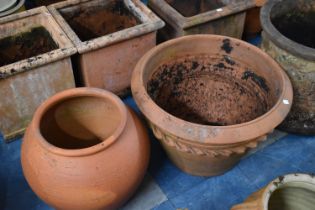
[
  {"left": 48, "top": 0, "right": 164, "bottom": 95},
  {"left": 148, "top": 0, "right": 263, "bottom": 41},
  {"left": 0, "top": 7, "right": 76, "bottom": 142}
]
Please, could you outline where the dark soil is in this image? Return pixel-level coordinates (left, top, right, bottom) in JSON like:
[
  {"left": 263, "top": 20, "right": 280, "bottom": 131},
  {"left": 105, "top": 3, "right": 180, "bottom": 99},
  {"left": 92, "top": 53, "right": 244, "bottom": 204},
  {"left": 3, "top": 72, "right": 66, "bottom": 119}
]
[
  {"left": 0, "top": 27, "right": 58, "bottom": 67},
  {"left": 166, "top": 0, "right": 225, "bottom": 17},
  {"left": 62, "top": 0, "right": 140, "bottom": 42},
  {"left": 34, "top": 0, "right": 64, "bottom": 6},
  {"left": 279, "top": 107, "right": 315, "bottom": 135},
  {"left": 272, "top": 11, "right": 315, "bottom": 48},
  {"left": 148, "top": 55, "right": 272, "bottom": 126}
]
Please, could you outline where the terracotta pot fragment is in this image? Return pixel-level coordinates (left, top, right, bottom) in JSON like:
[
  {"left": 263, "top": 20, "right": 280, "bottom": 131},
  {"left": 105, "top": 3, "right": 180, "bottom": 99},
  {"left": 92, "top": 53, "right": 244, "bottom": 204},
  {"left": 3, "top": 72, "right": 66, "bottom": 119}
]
[
  {"left": 131, "top": 35, "right": 293, "bottom": 176},
  {"left": 21, "top": 88, "right": 150, "bottom": 210}
]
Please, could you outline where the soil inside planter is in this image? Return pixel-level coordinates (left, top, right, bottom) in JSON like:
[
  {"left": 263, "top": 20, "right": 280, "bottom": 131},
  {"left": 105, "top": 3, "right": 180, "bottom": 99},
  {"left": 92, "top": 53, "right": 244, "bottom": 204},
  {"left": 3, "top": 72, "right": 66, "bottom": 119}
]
[
  {"left": 148, "top": 55, "right": 272, "bottom": 126},
  {"left": 272, "top": 11, "right": 315, "bottom": 48},
  {"left": 61, "top": 0, "right": 140, "bottom": 42},
  {"left": 166, "top": 0, "right": 226, "bottom": 17},
  {"left": 0, "top": 27, "right": 58, "bottom": 67}
]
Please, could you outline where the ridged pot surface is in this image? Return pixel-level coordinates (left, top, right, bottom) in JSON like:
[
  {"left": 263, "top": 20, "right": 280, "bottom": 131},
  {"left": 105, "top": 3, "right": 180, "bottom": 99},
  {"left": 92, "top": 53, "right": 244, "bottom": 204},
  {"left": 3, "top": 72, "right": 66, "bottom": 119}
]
[
  {"left": 232, "top": 174, "right": 315, "bottom": 210},
  {"left": 21, "top": 88, "right": 150, "bottom": 210},
  {"left": 131, "top": 35, "right": 293, "bottom": 176},
  {"left": 260, "top": 0, "right": 315, "bottom": 135}
]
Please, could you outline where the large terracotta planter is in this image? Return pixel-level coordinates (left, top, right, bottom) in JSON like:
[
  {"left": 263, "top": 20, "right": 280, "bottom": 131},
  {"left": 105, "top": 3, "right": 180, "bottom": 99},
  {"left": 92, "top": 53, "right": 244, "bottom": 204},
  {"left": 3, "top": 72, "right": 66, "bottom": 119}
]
[
  {"left": 0, "top": 7, "right": 76, "bottom": 142},
  {"left": 48, "top": 0, "right": 164, "bottom": 96},
  {"left": 232, "top": 174, "right": 315, "bottom": 210},
  {"left": 148, "top": 0, "right": 265, "bottom": 42},
  {"left": 21, "top": 88, "right": 150, "bottom": 210},
  {"left": 260, "top": 0, "right": 315, "bottom": 135},
  {"left": 131, "top": 35, "right": 293, "bottom": 176}
]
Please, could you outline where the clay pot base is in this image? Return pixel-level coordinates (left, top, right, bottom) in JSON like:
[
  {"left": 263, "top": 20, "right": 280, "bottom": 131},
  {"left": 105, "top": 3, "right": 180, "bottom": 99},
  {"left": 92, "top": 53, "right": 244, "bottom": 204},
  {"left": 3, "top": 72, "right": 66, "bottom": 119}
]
[
  {"left": 148, "top": 54, "right": 275, "bottom": 126},
  {"left": 40, "top": 96, "right": 122, "bottom": 149},
  {"left": 60, "top": 0, "right": 140, "bottom": 42},
  {"left": 272, "top": 10, "right": 315, "bottom": 49},
  {"left": 0, "top": 27, "right": 58, "bottom": 67},
  {"left": 268, "top": 183, "right": 315, "bottom": 210},
  {"left": 166, "top": 0, "right": 225, "bottom": 17}
]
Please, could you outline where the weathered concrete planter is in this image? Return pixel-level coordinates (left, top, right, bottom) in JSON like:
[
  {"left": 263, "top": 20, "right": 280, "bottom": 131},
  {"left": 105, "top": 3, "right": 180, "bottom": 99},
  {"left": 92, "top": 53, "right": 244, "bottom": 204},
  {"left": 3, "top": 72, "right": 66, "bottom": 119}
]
[
  {"left": 0, "top": 7, "right": 76, "bottom": 141},
  {"left": 49, "top": 0, "right": 164, "bottom": 95},
  {"left": 148, "top": 0, "right": 264, "bottom": 42},
  {"left": 132, "top": 35, "right": 293, "bottom": 176},
  {"left": 261, "top": 0, "right": 315, "bottom": 135},
  {"left": 232, "top": 174, "right": 315, "bottom": 210}
]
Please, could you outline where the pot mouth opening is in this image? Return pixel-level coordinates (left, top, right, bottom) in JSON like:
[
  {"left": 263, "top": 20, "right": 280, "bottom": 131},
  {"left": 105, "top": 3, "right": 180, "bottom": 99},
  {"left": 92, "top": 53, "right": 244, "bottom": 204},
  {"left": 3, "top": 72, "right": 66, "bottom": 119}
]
[
  {"left": 147, "top": 54, "right": 277, "bottom": 126},
  {"left": 59, "top": 0, "right": 142, "bottom": 42},
  {"left": 0, "top": 26, "right": 58, "bottom": 67},
  {"left": 270, "top": 1, "right": 315, "bottom": 49},
  {"left": 265, "top": 175, "right": 315, "bottom": 210},
  {"left": 165, "top": 0, "right": 226, "bottom": 17},
  {"left": 36, "top": 88, "right": 127, "bottom": 155}
]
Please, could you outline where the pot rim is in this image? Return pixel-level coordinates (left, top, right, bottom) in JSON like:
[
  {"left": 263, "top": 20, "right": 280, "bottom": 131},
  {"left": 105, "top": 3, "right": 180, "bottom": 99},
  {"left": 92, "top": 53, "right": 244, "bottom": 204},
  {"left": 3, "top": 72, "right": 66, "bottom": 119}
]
[
  {"left": 0, "top": 0, "right": 25, "bottom": 17},
  {"left": 262, "top": 173, "right": 315, "bottom": 210},
  {"left": 30, "top": 87, "right": 127, "bottom": 157},
  {"left": 260, "top": 0, "right": 315, "bottom": 60},
  {"left": 131, "top": 34, "right": 293, "bottom": 145}
]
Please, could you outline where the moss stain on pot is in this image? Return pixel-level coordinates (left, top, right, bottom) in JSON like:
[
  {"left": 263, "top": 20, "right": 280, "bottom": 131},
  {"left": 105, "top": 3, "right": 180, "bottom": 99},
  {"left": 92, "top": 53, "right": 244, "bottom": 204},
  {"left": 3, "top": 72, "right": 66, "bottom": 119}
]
[
  {"left": 0, "top": 27, "right": 58, "bottom": 67},
  {"left": 61, "top": 0, "right": 140, "bottom": 41},
  {"left": 147, "top": 54, "right": 272, "bottom": 126}
]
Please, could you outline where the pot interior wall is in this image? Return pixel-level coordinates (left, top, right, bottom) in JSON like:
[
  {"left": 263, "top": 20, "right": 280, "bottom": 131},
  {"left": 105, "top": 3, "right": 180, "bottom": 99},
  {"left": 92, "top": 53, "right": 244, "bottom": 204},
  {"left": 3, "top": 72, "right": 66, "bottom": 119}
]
[
  {"left": 40, "top": 96, "right": 122, "bottom": 149},
  {"left": 147, "top": 50, "right": 278, "bottom": 126},
  {"left": 0, "top": 27, "right": 58, "bottom": 67},
  {"left": 268, "top": 182, "right": 315, "bottom": 210},
  {"left": 270, "top": 0, "right": 315, "bottom": 49},
  {"left": 59, "top": 0, "right": 141, "bottom": 42},
  {"left": 165, "top": 0, "right": 226, "bottom": 17}
]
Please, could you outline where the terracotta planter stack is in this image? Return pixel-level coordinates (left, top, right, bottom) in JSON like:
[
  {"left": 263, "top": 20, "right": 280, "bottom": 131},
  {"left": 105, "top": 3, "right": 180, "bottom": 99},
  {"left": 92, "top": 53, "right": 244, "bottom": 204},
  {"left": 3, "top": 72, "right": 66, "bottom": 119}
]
[
  {"left": 260, "top": 0, "right": 315, "bottom": 135},
  {"left": 0, "top": 7, "right": 76, "bottom": 141},
  {"left": 21, "top": 88, "right": 150, "bottom": 209},
  {"left": 48, "top": 0, "right": 164, "bottom": 96},
  {"left": 132, "top": 35, "right": 293, "bottom": 176}
]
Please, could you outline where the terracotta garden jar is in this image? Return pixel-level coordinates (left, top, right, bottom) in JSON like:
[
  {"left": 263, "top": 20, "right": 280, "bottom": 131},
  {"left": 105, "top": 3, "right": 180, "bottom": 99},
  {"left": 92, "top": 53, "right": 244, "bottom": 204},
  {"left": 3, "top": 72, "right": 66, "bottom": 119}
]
[
  {"left": 232, "top": 174, "right": 315, "bottom": 210},
  {"left": 0, "top": 7, "right": 76, "bottom": 142},
  {"left": 148, "top": 0, "right": 264, "bottom": 42},
  {"left": 21, "top": 88, "right": 150, "bottom": 210},
  {"left": 48, "top": 0, "right": 164, "bottom": 96},
  {"left": 260, "top": 0, "right": 315, "bottom": 135},
  {"left": 131, "top": 35, "right": 293, "bottom": 176}
]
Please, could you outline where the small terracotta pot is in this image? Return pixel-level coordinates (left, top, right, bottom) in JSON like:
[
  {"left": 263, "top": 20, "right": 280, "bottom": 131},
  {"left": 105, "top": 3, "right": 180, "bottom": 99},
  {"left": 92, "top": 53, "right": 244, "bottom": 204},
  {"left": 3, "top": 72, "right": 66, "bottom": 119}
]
[
  {"left": 131, "top": 35, "right": 293, "bottom": 176},
  {"left": 21, "top": 88, "right": 150, "bottom": 210},
  {"left": 232, "top": 174, "right": 315, "bottom": 210}
]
